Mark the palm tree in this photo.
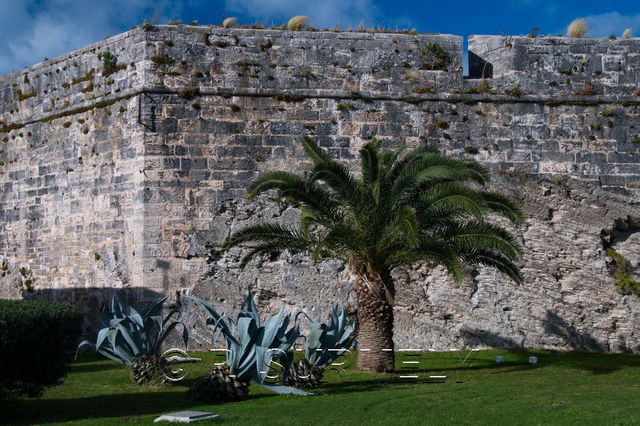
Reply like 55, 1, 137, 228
226, 137, 523, 373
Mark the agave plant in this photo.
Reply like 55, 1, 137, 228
78, 295, 188, 385
189, 288, 309, 402
285, 305, 356, 389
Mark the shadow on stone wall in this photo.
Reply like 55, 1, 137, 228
23, 287, 165, 336
543, 310, 605, 351
459, 328, 524, 349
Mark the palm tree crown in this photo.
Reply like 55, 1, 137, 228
227, 137, 523, 284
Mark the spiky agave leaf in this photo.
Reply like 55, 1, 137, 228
305, 305, 356, 367
189, 291, 308, 395
78, 295, 188, 384
284, 305, 356, 389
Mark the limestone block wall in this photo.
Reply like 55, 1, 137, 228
469, 35, 640, 96
0, 30, 151, 327
0, 26, 639, 350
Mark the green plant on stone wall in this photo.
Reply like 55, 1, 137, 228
80, 83, 95, 93
464, 146, 479, 155
337, 102, 355, 111
214, 40, 230, 48
418, 43, 451, 71
606, 249, 640, 296
98, 51, 126, 77
505, 85, 523, 97
151, 53, 175, 66
0, 259, 9, 277
71, 70, 95, 85
16, 89, 36, 101
412, 86, 434, 94
435, 119, 448, 129
600, 106, 616, 117
178, 88, 199, 100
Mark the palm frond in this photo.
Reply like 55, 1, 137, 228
359, 140, 380, 186
390, 155, 489, 208
418, 183, 490, 219
246, 171, 341, 222
310, 161, 360, 205
389, 240, 463, 281
460, 248, 523, 283
387, 144, 440, 183
459, 159, 490, 184
227, 137, 524, 285
441, 221, 523, 259
480, 191, 524, 224
317, 222, 364, 260
226, 223, 311, 248
239, 241, 307, 268
300, 136, 332, 165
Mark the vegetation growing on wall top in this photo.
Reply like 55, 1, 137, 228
418, 43, 451, 71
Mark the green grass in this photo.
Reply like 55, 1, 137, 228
3, 350, 640, 425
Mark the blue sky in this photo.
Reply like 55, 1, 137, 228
0, 0, 638, 75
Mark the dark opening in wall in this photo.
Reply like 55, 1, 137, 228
468, 50, 493, 79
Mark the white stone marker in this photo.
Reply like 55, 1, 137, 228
154, 411, 220, 423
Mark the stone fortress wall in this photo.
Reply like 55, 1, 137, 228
0, 25, 639, 351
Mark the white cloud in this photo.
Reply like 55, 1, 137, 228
582, 12, 640, 37
561, 12, 640, 37
224, 0, 380, 29
0, 0, 182, 75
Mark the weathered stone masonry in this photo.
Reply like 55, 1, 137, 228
0, 26, 639, 351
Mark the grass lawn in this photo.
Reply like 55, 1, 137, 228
2, 350, 640, 425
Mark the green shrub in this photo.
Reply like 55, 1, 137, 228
337, 102, 355, 111
464, 146, 479, 155
418, 43, 451, 70
151, 53, 175, 66
606, 249, 640, 296
98, 51, 126, 77
0, 299, 81, 399
505, 85, 522, 97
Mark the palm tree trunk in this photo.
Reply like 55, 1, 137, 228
353, 267, 395, 373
